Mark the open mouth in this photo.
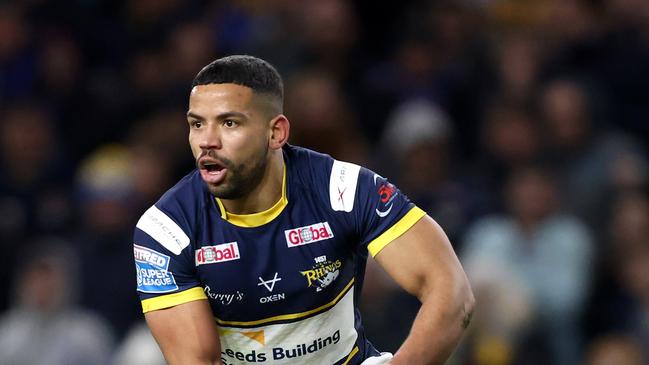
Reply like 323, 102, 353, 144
202, 161, 224, 173
199, 159, 228, 184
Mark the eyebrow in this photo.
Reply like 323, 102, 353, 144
186, 111, 247, 121
186, 112, 204, 120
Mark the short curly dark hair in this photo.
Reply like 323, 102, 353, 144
192, 55, 284, 104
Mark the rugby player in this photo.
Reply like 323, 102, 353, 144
133, 55, 474, 365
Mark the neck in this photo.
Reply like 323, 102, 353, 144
219, 150, 284, 214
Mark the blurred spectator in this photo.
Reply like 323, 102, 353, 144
0, 4, 36, 101
0, 101, 72, 238
294, 0, 360, 81
379, 98, 488, 245
462, 164, 594, 365
285, 68, 369, 165
539, 77, 648, 227
125, 108, 193, 180
73, 144, 142, 339
0, 101, 73, 310
210, 0, 301, 72
582, 334, 645, 365
600, 189, 649, 361
360, 32, 455, 141
492, 31, 545, 103
35, 31, 85, 101
0, 238, 114, 365
111, 322, 165, 365
165, 20, 218, 95
476, 98, 542, 194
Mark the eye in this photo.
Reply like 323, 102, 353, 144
223, 119, 237, 128
189, 120, 202, 128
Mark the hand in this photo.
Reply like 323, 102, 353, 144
360, 353, 393, 365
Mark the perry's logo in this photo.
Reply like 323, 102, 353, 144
300, 255, 342, 292
284, 222, 334, 247
374, 174, 397, 217
195, 242, 240, 266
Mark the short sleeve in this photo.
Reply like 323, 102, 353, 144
328, 160, 425, 257
133, 205, 206, 313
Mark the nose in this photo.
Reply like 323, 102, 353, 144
198, 123, 222, 150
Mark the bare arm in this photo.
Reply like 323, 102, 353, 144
145, 299, 222, 365
374, 215, 475, 365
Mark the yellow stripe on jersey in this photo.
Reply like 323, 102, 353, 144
341, 346, 360, 365
216, 278, 355, 327
141, 287, 207, 313
367, 206, 426, 257
215, 164, 288, 227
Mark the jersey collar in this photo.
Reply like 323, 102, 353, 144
215, 164, 288, 227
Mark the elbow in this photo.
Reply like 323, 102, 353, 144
460, 275, 475, 331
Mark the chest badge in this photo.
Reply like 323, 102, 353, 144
300, 255, 342, 292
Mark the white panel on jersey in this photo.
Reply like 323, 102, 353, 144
136, 205, 190, 255
218, 287, 358, 364
329, 160, 361, 212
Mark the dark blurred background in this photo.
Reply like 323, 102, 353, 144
0, 0, 648, 364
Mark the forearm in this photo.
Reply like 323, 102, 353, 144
164, 353, 223, 365
146, 300, 223, 365
390, 278, 474, 365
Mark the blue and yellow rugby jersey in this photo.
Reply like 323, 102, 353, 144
133, 144, 426, 365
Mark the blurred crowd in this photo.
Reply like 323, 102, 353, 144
0, 0, 648, 364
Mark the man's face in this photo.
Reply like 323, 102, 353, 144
187, 83, 271, 199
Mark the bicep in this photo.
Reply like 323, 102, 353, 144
373, 215, 468, 300
145, 299, 221, 365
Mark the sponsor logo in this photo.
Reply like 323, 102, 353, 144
221, 349, 267, 364
257, 272, 286, 303
329, 160, 360, 212
284, 222, 334, 247
204, 286, 244, 305
136, 206, 189, 255
374, 174, 397, 218
300, 255, 342, 292
272, 330, 340, 360
195, 242, 240, 266
258, 273, 282, 292
219, 329, 265, 345
134, 245, 178, 293
220, 329, 340, 364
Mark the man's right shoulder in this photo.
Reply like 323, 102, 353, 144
134, 170, 204, 255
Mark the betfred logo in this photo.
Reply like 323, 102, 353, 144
134, 245, 168, 267
195, 242, 240, 266
285, 222, 334, 247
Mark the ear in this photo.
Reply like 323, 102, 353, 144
269, 115, 290, 150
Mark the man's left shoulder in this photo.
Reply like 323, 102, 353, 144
285, 145, 363, 212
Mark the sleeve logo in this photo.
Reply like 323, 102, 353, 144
329, 160, 361, 212
374, 174, 397, 218
134, 245, 178, 293
136, 205, 190, 255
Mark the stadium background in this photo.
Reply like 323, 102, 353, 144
0, 0, 648, 364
